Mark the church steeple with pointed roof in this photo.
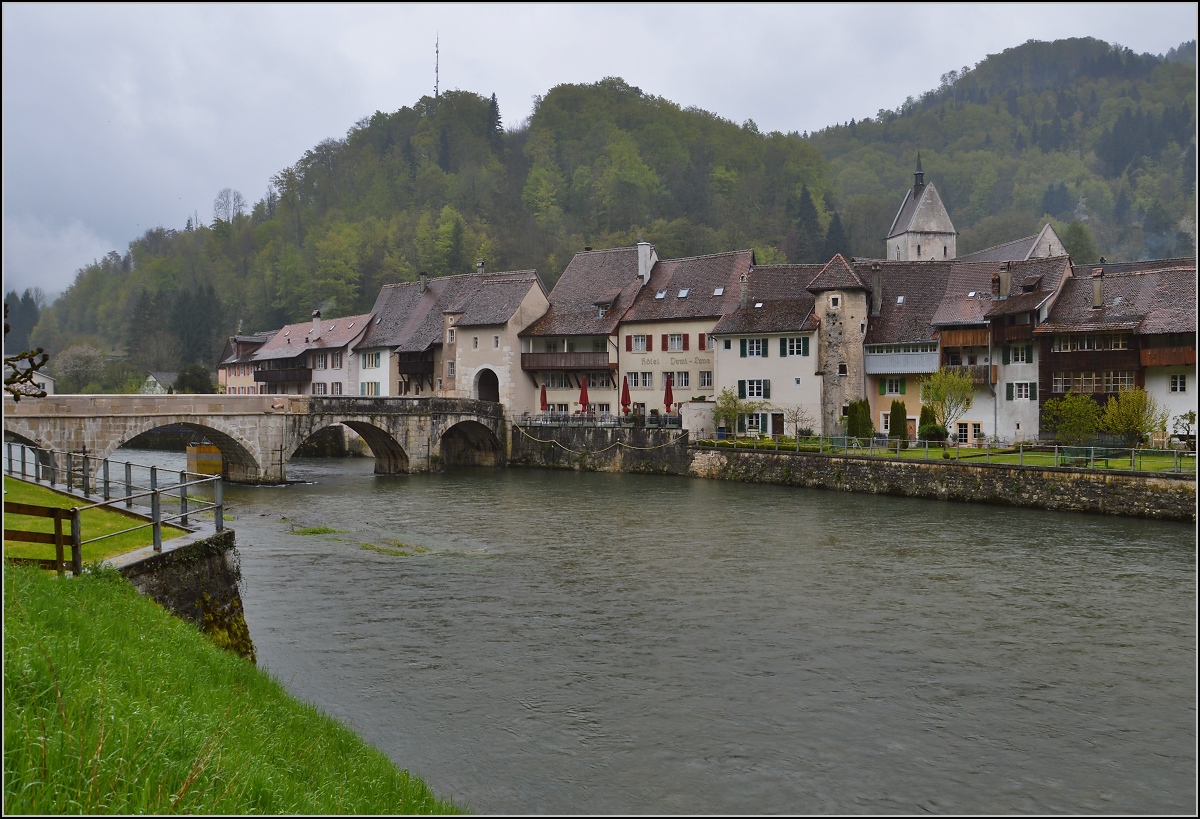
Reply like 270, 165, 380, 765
886, 153, 956, 261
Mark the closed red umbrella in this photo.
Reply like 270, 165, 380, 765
663, 373, 674, 412
539, 383, 548, 412
578, 375, 589, 410
620, 375, 631, 411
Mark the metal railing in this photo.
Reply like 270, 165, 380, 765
3, 443, 225, 564
514, 411, 683, 428
690, 435, 1196, 475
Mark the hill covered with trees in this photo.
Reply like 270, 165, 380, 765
21, 37, 1196, 384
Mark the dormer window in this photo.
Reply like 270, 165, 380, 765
754, 302, 764, 308
713, 286, 725, 296
596, 306, 607, 318
678, 288, 689, 298
655, 290, 667, 300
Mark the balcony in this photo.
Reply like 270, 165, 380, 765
396, 359, 435, 375
864, 351, 939, 375
944, 364, 992, 385
254, 367, 312, 384
938, 327, 990, 347
1141, 346, 1196, 367
995, 324, 1035, 343
521, 352, 614, 371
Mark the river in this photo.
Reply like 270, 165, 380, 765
117, 447, 1196, 814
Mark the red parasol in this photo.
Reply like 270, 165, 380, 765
620, 375, 631, 411
663, 373, 674, 412
539, 383, 548, 411
578, 375, 589, 410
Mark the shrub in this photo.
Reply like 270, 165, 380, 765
919, 422, 948, 442
846, 399, 874, 440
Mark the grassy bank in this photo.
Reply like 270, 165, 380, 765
3, 565, 462, 814
3, 477, 188, 562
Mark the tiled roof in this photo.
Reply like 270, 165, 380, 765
856, 260, 952, 344
360, 270, 542, 352
1071, 257, 1197, 277
219, 331, 277, 365
930, 262, 998, 326
982, 256, 1072, 317
958, 235, 1039, 263
807, 254, 867, 292
619, 250, 753, 324
252, 313, 373, 361
1035, 265, 1197, 335
521, 247, 645, 337
710, 266, 818, 335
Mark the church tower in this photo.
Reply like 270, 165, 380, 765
885, 154, 957, 261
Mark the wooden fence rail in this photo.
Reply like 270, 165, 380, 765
4, 501, 81, 575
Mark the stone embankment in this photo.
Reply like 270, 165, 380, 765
508, 426, 1195, 521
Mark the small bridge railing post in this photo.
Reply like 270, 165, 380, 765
34, 447, 42, 483
21, 444, 27, 479
124, 462, 133, 508
82, 454, 90, 496
48, 450, 56, 488
214, 477, 224, 532
151, 490, 162, 552
179, 470, 188, 527
65, 452, 74, 491
103, 459, 111, 502
5, 441, 11, 476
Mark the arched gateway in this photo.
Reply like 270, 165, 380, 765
3, 394, 506, 483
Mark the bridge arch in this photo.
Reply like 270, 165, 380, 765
112, 419, 264, 483
440, 419, 503, 467
291, 420, 409, 474
474, 367, 500, 404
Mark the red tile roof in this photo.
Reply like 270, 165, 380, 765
520, 247, 644, 337
619, 250, 754, 324
711, 266, 818, 335
252, 313, 373, 362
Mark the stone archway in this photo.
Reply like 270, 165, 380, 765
336, 421, 410, 473
118, 421, 264, 483
440, 420, 502, 467
476, 368, 500, 404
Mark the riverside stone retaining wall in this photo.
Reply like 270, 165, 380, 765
508, 426, 1195, 521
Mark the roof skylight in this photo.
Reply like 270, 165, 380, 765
897, 296, 905, 305
655, 290, 667, 299
714, 286, 725, 296
678, 288, 690, 298
754, 302, 764, 308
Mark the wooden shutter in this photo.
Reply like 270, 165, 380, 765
698, 334, 706, 351
1002, 346, 1010, 365
737, 414, 746, 433
661, 334, 669, 351
740, 339, 747, 358
738, 380, 746, 399
626, 335, 633, 352
879, 379, 887, 396
802, 336, 810, 356
646, 335, 653, 351
1006, 382, 1014, 400
1029, 382, 1037, 400
763, 379, 771, 399
761, 338, 769, 357
1025, 344, 1033, 363
683, 334, 689, 350
899, 378, 906, 395
780, 338, 788, 357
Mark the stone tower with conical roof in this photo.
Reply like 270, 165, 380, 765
885, 154, 957, 261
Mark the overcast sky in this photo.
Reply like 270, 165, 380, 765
3, 3, 1196, 300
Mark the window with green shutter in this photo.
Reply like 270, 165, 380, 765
879, 380, 887, 396
763, 379, 771, 399
740, 339, 747, 358
802, 336, 809, 356
899, 378, 906, 394
1029, 382, 1037, 400
761, 338, 768, 357
738, 380, 746, 399
780, 338, 788, 357
1002, 346, 1010, 365
737, 414, 746, 433
1025, 344, 1033, 363
1006, 383, 1014, 400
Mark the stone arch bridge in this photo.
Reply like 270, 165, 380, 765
3, 395, 507, 483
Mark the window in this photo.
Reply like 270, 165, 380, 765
882, 413, 891, 433
473, 336, 479, 349
838, 363, 847, 376
668, 334, 683, 351
595, 403, 611, 414
830, 295, 841, 309
746, 380, 764, 398
744, 338, 764, 357
312, 382, 327, 395
972, 423, 982, 441
958, 423, 970, 444
360, 382, 380, 396
437, 378, 443, 391
1014, 382, 1030, 399
723, 338, 732, 350
1111, 335, 1130, 350
448, 329, 455, 344
699, 371, 713, 388
330, 382, 341, 395
640, 372, 654, 388
946, 351, 962, 366
1171, 374, 1187, 393
555, 403, 569, 413
783, 337, 810, 357
886, 378, 903, 395
675, 371, 690, 388
361, 351, 381, 369
314, 353, 327, 370
447, 361, 456, 378
633, 334, 647, 352
494, 336, 500, 348
545, 372, 569, 389
713, 287, 724, 296
1010, 345, 1028, 364
331, 352, 343, 369
1105, 371, 1135, 392
655, 290, 667, 300
678, 289, 689, 298
596, 306, 607, 318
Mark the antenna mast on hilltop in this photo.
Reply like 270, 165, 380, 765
435, 35, 439, 99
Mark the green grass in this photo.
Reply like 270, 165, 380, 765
361, 541, 429, 557
3, 564, 463, 814
292, 526, 343, 536
3, 477, 189, 562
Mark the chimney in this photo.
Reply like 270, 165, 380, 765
637, 241, 656, 287
991, 272, 1001, 298
310, 310, 322, 340
999, 262, 1011, 298
476, 259, 485, 276
1092, 268, 1104, 309
739, 271, 750, 310
419, 271, 428, 294
871, 262, 882, 316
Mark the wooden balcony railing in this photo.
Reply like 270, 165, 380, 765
944, 364, 992, 385
254, 367, 312, 383
1140, 346, 1196, 367
521, 352, 614, 371
995, 324, 1035, 343
396, 359, 435, 375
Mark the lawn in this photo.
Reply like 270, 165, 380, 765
3, 477, 189, 562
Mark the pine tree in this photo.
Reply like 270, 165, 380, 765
822, 212, 851, 260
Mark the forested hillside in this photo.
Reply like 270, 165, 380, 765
19, 37, 1196, 386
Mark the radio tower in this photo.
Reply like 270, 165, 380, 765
435, 35, 439, 99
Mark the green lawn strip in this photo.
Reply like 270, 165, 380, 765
3, 477, 188, 562
292, 526, 344, 535
3, 565, 464, 815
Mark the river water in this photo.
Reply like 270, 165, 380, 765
118, 447, 1196, 814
